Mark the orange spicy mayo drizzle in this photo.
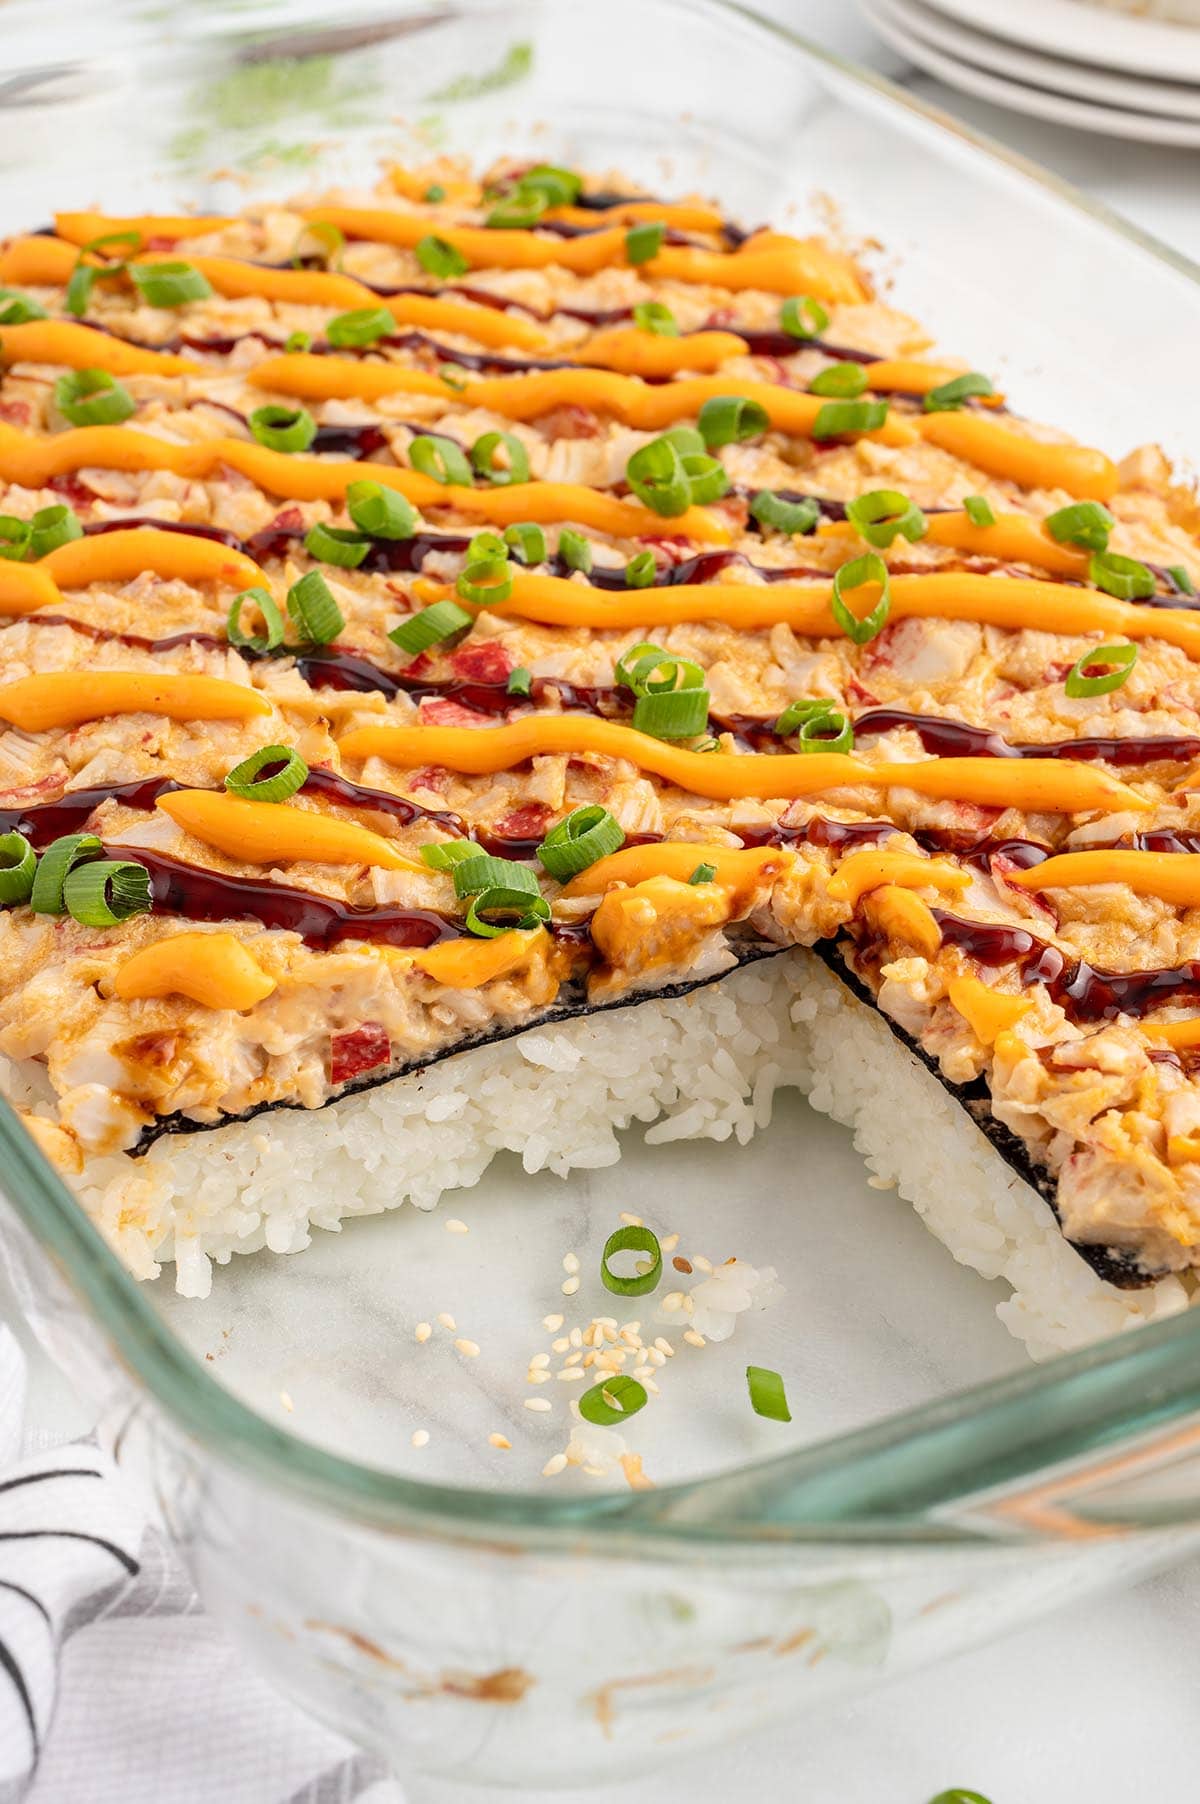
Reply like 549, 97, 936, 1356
0, 424, 729, 543
0, 529, 267, 616
336, 717, 1144, 814
468, 568, 1200, 659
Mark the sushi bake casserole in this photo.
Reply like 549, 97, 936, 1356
0, 158, 1196, 1355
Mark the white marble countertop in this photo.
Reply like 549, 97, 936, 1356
18, 7, 1200, 1801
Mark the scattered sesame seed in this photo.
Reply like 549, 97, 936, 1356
556, 1367, 587, 1382
564, 1350, 583, 1367
552, 1336, 570, 1354
648, 1347, 667, 1367
673, 1256, 694, 1274
562, 1251, 580, 1275
632, 1364, 655, 1380
524, 1396, 553, 1412
582, 1350, 598, 1368
583, 1464, 607, 1478
569, 1327, 584, 1349
683, 1329, 707, 1348
867, 1173, 897, 1190
691, 1255, 714, 1275
561, 1275, 580, 1297
643, 1377, 661, 1395
543, 1314, 564, 1332
488, 1433, 512, 1450
530, 1352, 550, 1369
654, 1337, 675, 1357
411, 1429, 430, 1448
660, 1232, 680, 1252
280, 1390, 294, 1412
527, 1370, 551, 1384
542, 1453, 568, 1477
445, 1217, 469, 1235
620, 1321, 641, 1337
596, 1316, 618, 1329
661, 1292, 683, 1313
683, 1295, 695, 1313
619, 1212, 643, 1226
455, 1338, 480, 1359
436, 1312, 457, 1331
414, 1321, 433, 1344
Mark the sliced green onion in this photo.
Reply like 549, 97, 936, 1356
809, 361, 868, 399
578, 1374, 649, 1426
1168, 563, 1197, 596
327, 306, 394, 348
129, 261, 213, 307
746, 1364, 791, 1422
1045, 500, 1114, 552
681, 452, 730, 506
506, 666, 532, 697
424, 183, 446, 203
845, 488, 927, 549
625, 438, 691, 517
248, 404, 316, 454
304, 521, 369, 568
0, 832, 36, 905
780, 295, 830, 340
600, 1223, 663, 1296
923, 371, 995, 413
661, 425, 706, 458
0, 289, 48, 325
750, 490, 819, 536
467, 530, 507, 561
390, 598, 475, 656
698, 395, 768, 449
30, 833, 102, 915
614, 641, 669, 690
65, 230, 141, 318
62, 859, 150, 927
27, 504, 83, 559
485, 188, 548, 229
286, 570, 344, 645
470, 429, 531, 487
0, 517, 30, 561
420, 840, 476, 871
632, 687, 710, 739
1064, 643, 1137, 698
625, 222, 665, 266
416, 234, 469, 278
963, 494, 996, 528
632, 300, 678, 337
558, 527, 592, 573
625, 551, 657, 588
410, 434, 473, 486
228, 586, 285, 653
521, 165, 583, 206
812, 398, 889, 440
456, 554, 514, 608
284, 330, 312, 354
504, 521, 545, 565
290, 220, 345, 271
688, 862, 717, 885
346, 479, 417, 540
831, 552, 891, 645
464, 887, 551, 938
775, 698, 835, 737
797, 707, 853, 755
224, 744, 308, 802
54, 369, 135, 428
537, 805, 625, 880
453, 852, 538, 899
1089, 550, 1155, 601
927, 1792, 993, 1804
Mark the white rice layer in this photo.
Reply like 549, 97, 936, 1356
61, 950, 1191, 1356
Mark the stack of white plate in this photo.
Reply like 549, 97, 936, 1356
859, 0, 1200, 146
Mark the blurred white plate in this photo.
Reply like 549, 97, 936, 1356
864, 0, 1200, 143
926, 0, 1200, 82
874, 0, 1200, 119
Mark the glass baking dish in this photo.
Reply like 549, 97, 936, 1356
4, 0, 1200, 1791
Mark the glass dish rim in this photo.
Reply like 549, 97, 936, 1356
7, 0, 1200, 1549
